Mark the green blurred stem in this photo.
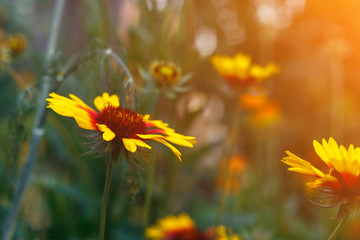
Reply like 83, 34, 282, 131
215, 106, 241, 226
99, 154, 116, 240
143, 153, 156, 228
327, 211, 350, 240
96, 0, 110, 41
2, 63, 27, 89
143, 93, 165, 229
0, 1, 66, 240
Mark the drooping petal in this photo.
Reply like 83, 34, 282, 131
123, 138, 137, 153
131, 139, 152, 150
282, 151, 324, 177
306, 174, 339, 189
96, 124, 116, 141
153, 138, 182, 161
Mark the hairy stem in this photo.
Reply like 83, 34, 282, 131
98, 155, 115, 240
1, 1, 66, 240
327, 211, 350, 240
143, 154, 156, 228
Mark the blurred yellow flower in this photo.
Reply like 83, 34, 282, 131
145, 213, 212, 240
6, 34, 27, 58
210, 53, 279, 88
215, 226, 242, 240
151, 61, 181, 85
282, 138, 360, 211
47, 92, 196, 162
146, 60, 192, 98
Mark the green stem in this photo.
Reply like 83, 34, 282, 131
1, 1, 66, 240
327, 211, 350, 240
96, 0, 110, 42
2, 63, 27, 89
143, 154, 156, 228
215, 106, 241, 226
99, 156, 115, 240
143, 93, 165, 229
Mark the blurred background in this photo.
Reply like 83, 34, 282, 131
1, 0, 360, 239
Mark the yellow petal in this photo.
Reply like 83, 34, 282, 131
137, 134, 162, 139
282, 151, 324, 177
313, 139, 331, 166
94, 92, 120, 111
163, 135, 194, 148
123, 138, 137, 153
132, 139, 151, 149
96, 124, 115, 141
153, 138, 182, 161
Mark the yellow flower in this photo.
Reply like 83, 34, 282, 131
282, 138, 360, 210
150, 61, 181, 85
210, 53, 279, 88
46, 92, 196, 162
215, 226, 242, 240
5, 34, 27, 58
145, 213, 212, 240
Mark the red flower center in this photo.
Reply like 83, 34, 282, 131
165, 228, 212, 240
96, 105, 147, 141
225, 75, 256, 87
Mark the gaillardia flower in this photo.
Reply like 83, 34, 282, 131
46, 92, 196, 163
150, 61, 181, 85
5, 34, 27, 58
282, 138, 360, 215
215, 226, 242, 240
145, 213, 212, 240
145, 213, 241, 240
210, 53, 279, 88
143, 60, 191, 99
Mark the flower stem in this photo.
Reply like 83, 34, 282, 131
2, 63, 27, 89
143, 154, 156, 228
327, 211, 350, 240
1, 1, 66, 240
99, 156, 115, 240
215, 106, 241, 226
96, 0, 110, 42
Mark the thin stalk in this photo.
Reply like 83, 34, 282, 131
96, 0, 110, 42
327, 211, 350, 240
103, 49, 136, 109
215, 106, 241, 225
2, 63, 27, 89
98, 156, 115, 240
1, 1, 66, 240
143, 153, 156, 228
143, 93, 165, 229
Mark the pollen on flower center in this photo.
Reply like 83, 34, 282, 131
150, 61, 181, 84
96, 105, 147, 140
